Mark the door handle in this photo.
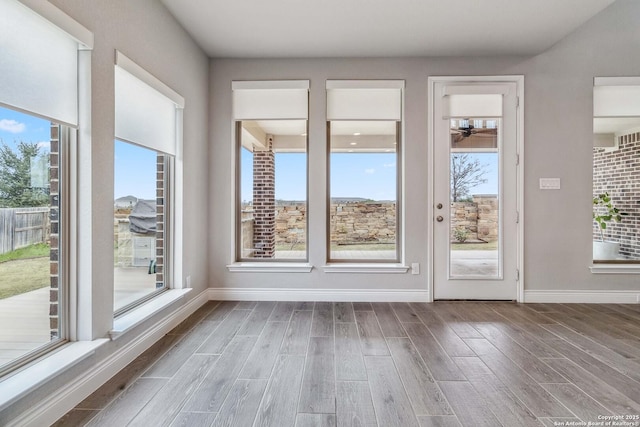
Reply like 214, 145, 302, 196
436, 215, 444, 222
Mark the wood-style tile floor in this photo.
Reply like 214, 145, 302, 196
54, 301, 640, 427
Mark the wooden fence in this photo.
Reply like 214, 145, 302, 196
0, 207, 50, 255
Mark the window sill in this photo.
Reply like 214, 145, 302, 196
110, 288, 192, 340
323, 263, 409, 274
590, 264, 640, 274
226, 262, 313, 273
0, 339, 109, 411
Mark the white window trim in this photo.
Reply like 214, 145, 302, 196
18, 0, 93, 49
589, 264, 640, 274
111, 55, 185, 334
115, 51, 184, 107
232, 80, 310, 264
110, 288, 192, 339
323, 263, 409, 274
0, 339, 108, 412
226, 262, 313, 273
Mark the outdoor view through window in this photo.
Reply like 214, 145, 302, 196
114, 140, 166, 313
239, 120, 307, 260
329, 120, 399, 261
449, 118, 500, 277
0, 106, 61, 373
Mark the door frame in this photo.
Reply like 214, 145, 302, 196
427, 76, 524, 302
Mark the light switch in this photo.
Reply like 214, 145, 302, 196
539, 178, 561, 190
411, 263, 420, 275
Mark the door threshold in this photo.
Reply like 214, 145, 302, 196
433, 299, 516, 303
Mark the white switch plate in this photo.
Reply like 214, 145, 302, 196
411, 263, 420, 275
539, 178, 561, 190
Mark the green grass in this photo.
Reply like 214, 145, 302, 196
0, 244, 50, 299
0, 243, 50, 263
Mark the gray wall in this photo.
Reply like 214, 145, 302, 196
4, 0, 640, 423
49, 0, 211, 334
209, 0, 640, 293
1, 0, 209, 422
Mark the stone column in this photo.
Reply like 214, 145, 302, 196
252, 137, 275, 257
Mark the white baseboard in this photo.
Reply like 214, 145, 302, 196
524, 290, 640, 304
12, 289, 209, 427
208, 287, 430, 302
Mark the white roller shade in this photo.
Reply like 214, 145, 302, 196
0, 0, 87, 126
326, 80, 403, 120
232, 81, 309, 120
115, 53, 183, 156
594, 85, 640, 117
442, 85, 509, 118
445, 94, 503, 118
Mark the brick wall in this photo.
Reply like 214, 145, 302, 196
593, 132, 640, 259
252, 139, 275, 257
49, 124, 59, 339
156, 154, 164, 287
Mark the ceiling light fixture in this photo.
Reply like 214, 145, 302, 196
353, 132, 361, 136
350, 142, 357, 146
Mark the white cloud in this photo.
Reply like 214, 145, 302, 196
383, 162, 396, 168
364, 168, 375, 175
0, 119, 26, 134
37, 141, 51, 150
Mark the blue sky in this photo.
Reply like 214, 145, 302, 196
241, 150, 400, 202
114, 140, 157, 200
0, 107, 51, 152
2, 106, 498, 203
0, 106, 157, 200
463, 153, 499, 195
241, 148, 498, 202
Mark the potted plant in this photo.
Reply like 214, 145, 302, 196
593, 192, 627, 260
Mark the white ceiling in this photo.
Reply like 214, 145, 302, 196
161, 0, 616, 58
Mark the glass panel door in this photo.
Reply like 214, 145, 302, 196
449, 118, 501, 279
432, 81, 518, 301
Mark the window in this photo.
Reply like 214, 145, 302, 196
233, 81, 309, 261
0, 0, 91, 375
592, 78, 640, 263
114, 52, 183, 314
326, 81, 404, 262
0, 107, 66, 375
114, 141, 169, 312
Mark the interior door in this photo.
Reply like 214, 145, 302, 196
432, 81, 519, 300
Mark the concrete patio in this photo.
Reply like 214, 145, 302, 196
0, 267, 158, 368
